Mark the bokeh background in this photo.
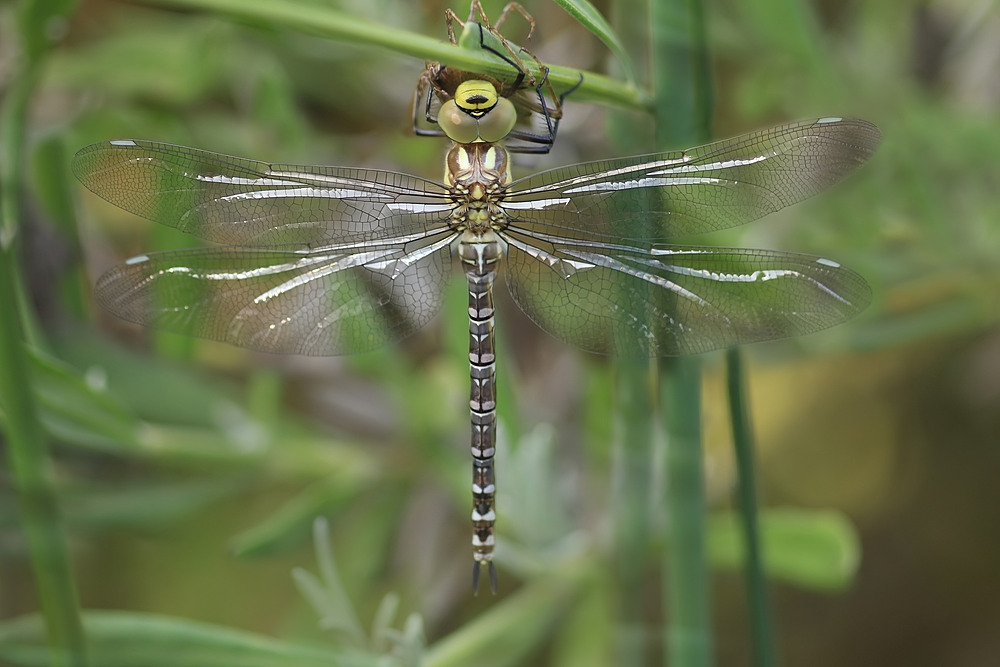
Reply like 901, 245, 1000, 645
1, 0, 999, 665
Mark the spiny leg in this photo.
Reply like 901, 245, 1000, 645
475, 22, 528, 93
468, 23, 584, 152
453, 1, 538, 90
412, 68, 447, 137
444, 6, 464, 45
506, 69, 584, 153
493, 1, 535, 40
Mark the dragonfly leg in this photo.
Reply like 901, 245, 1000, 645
475, 22, 527, 93
493, 2, 535, 40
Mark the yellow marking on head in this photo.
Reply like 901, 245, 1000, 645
455, 80, 499, 114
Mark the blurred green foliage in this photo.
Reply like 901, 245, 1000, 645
1, 0, 999, 666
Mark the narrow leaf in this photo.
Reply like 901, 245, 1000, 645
552, 0, 637, 83
0, 611, 377, 667
709, 509, 861, 592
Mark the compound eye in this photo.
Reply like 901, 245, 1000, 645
438, 100, 480, 144
476, 97, 517, 143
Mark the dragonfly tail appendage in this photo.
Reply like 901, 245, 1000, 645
472, 558, 499, 596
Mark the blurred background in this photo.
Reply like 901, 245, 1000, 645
1, 0, 999, 665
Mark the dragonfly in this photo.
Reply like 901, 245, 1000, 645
73, 74, 880, 592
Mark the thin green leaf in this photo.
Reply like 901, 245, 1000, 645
397, 613, 426, 667
552, 0, 637, 83
291, 518, 366, 645
423, 577, 580, 667
52, 332, 242, 428
48, 17, 233, 105
17, 0, 77, 61
26, 348, 140, 452
55, 477, 249, 530
0, 612, 376, 667
231, 479, 367, 557
708, 509, 861, 592
369, 593, 400, 653
2, 2, 86, 662
369, 593, 426, 665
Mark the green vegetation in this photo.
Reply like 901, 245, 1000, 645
2, 0, 998, 666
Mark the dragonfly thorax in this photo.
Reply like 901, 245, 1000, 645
446, 142, 511, 234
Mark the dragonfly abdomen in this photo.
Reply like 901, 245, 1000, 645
463, 239, 500, 594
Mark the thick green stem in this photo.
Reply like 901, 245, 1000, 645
650, 0, 714, 665
607, 0, 659, 663
0, 1, 86, 664
149, 0, 647, 110
662, 356, 709, 666
611, 359, 655, 667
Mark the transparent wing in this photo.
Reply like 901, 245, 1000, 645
503, 117, 881, 241
95, 233, 456, 355
72, 140, 454, 247
502, 232, 871, 356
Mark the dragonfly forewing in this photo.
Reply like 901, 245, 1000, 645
72, 140, 454, 247
503, 117, 881, 241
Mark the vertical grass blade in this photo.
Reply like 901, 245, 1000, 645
661, 356, 709, 665
726, 348, 778, 667
610, 358, 655, 667
0, 1, 85, 665
649, 0, 713, 665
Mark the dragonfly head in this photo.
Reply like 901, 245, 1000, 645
439, 79, 516, 144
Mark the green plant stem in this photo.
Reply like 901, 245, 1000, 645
611, 359, 654, 667
606, 0, 657, 661
0, 2, 85, 665
650, 0, 713, 665
661, 356, 709, 665
726, 348, 778, 667
149, 0, 649, 110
